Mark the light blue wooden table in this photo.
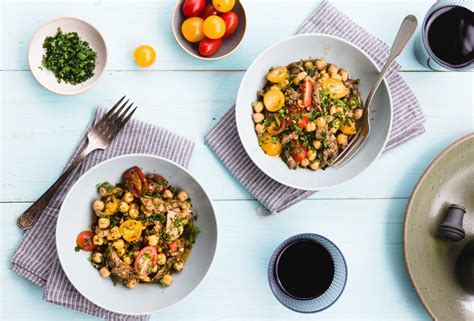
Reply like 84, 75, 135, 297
1, 0, 473, 320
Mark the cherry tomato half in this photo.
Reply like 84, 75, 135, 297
292, 143, 307, 162
76, 231, 96, 251
212, 0, 235, 13
200, 3, 218, 19
181, 17, 205, 43
302, 79, 313, 107
133, 45, 156, 68
220, 11, 239, 38
123, 166, 148, 197
287, 106, 309, 129
134, 246, 158, 275
119, 219, 143, 242
182, 0, 206, 17
146, 174, 168, 194
203, 15, 226, 39
198, 37, 222, 56
267, 115, 286, 135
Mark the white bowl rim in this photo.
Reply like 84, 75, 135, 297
235, 33, 393, 191
28, 16, 108, 96
55, 153, 218, 315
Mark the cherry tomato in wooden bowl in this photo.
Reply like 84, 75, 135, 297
182, 0, 206, 17
220, 11, 239, 38
200, 3, 218, 19
181, 17, 205, 43
203, 15, 226, 39
199, 37, 222, 57
212, 0, 235, 13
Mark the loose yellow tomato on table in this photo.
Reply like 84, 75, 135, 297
212, 0, 235, 13
133, 45, 156, 68
263, 88, 285, 112
259, 133, 282, 156
181, 17, 205, 43
119, 219, 143, 242
203, 15, 226, 39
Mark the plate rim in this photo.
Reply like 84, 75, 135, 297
28, 16, 108, 96
235, 33, 393, 191
403, 132, 474, 320
55, 153, 218, 315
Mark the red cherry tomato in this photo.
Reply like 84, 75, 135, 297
292, 144, 307, 162
302, 79, 313, 107
200, 3, 218, 19
134, 246, 158, 275
76, 231, 96, 251
288, 106, 309, 129
123, 166, 148, 197
198, 37, 222, 56
220, 11, 239, 38
267, 115, 286, 135
182, 0, 206, 17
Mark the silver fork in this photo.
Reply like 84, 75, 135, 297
331, 15, 418, 169
17, 96, 137, 231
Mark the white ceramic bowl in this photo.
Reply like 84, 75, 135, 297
56, 154, 217, 315
235, 34, 392, 191
28, 17, 107, 95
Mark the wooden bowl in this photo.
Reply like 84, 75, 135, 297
171, 0, 247, 60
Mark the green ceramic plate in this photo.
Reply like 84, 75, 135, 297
404, 133, 474, 321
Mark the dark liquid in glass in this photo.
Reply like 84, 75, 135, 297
426, 6, 474, 68
276, 240, 334, 300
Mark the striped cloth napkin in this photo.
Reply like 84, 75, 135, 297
205, 0, 425, 213
11, 107, 195, 321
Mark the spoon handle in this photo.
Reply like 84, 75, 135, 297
365, 15, 418, 109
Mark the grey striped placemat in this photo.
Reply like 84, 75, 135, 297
204, 0, 425, 213
11, 107, 195, 321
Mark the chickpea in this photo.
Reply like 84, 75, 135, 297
335, 106, 344, 114
280, 79, 290, 88
129, 208, 139, 219
253, 101, 264, 113
348, 97, 358, 108
117, 248, 126, 256
163, 190, 173, 199
310, 160, 321, 171
255, 123, 265, 134
315, 59, 326, 70
93, 235, 104, 246
97, 229, 108, 238
330, 73, 342, 80
354, 108, 363, 120
304, 61, 314, 70
92, 252, 103, 264
300, 158, 310, 167
337, 133, 349, 146
122, 192, 134, 204
112, 186, 123, 197
99, 267, 111, 278
118, 202, 129, 213
110, 226, 121, 240
252, 113, 264, 123
315, 117, 326, 128
174, 261, 184, 272
93, 200, 105, 212
293, 71, 307, 85
113, 239, 125, 250
126, 279, 138, 289
345, 110, 353, 118
307, 149, 317, 161
329, 105, 336, 115
313, 140, 322, 150
329, 127, 338, 134
162, 274, 173, 286
123, 256, 132, 265
339, 69, 348, 81
157, 253, 167, 265
98, 217, 110, 229
99, 187, 111, 197
305, 122, 316, 132
327, 64, 338, 74
148, 235, 159, 247
321, 72, 330, 80
177, 191, 188, 202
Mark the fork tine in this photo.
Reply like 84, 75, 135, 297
108, 105, 137, 139
94, 96, 127, 129
97, 99, 130, 132
334, 129, 368, 169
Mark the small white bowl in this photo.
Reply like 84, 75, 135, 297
28, 17, 107, 95
56, 154, 218, 315
235, 34, 393, 191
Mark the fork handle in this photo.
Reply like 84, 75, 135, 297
16, 143, 97, 231
365, 15, 418, 109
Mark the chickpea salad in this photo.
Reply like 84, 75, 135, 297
252, 58, 364, 170
75, 166, 200, 289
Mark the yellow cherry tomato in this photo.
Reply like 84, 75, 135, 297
181, 17, 205, 43
203, 16, 226, 39
266, 66, 289, 83
341, 119, 357, 135
212, 0, 235, 13
321, 77, 350, 99
119, 219, 143, 242
263, 89, 285, 112
133, 45, 156, 68
259, 133, 282, 156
